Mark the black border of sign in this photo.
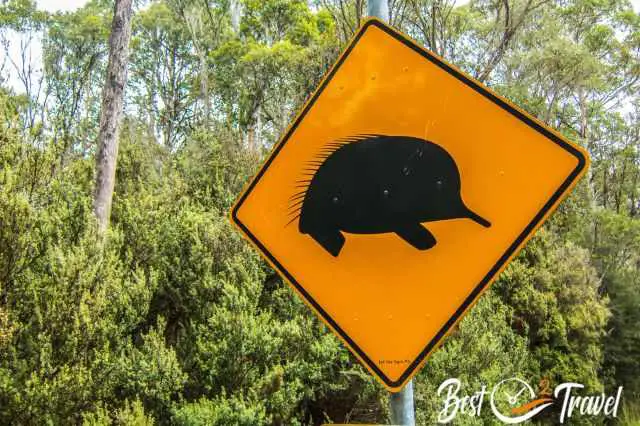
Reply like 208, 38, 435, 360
231, 19, 587, 389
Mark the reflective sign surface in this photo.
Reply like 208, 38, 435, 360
231, 19, 589, 391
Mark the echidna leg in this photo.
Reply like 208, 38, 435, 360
308, 229, 345, 257
395, 223, 437, 250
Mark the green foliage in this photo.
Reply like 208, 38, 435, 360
414, 293, 532, 425
128, 1, 196, 149
172, 395, 267, 425
590, 210, 640, 396
619, 397, 640, 426
0, 0, 47, 31
43, 0, 111, 151
494, 230, 610, 392
83, 399, 156, 426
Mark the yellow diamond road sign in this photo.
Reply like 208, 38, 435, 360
230, 19, 589, 391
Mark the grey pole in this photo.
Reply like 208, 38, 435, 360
389, 380, 416, 425
365, 1, 416, 425
367, 0, 389, 21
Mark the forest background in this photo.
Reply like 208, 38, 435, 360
0, 0, 638, 424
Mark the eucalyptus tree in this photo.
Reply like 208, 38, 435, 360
0, 0, 48, 142
313, 0, 366, 41
94, 0, 134, 232
127, 1, 196, 149
169, 0, 230, 127
213, 0, 339, 151
43, 2, 111, 161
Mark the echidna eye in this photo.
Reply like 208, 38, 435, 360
383, 189, 390, 197
436, 180, 444, 189
332, 196, 339, 204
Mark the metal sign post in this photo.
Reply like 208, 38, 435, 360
367, 3, 415, 426
367, 0, 389, 21
389, 378, 416, 425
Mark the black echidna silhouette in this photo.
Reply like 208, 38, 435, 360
287, 135, 491, 257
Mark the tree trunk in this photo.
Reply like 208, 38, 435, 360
247, 107, 261, 153
231, 0, 242, 33
93, 0, 134, 233
198, 49, 210, 125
